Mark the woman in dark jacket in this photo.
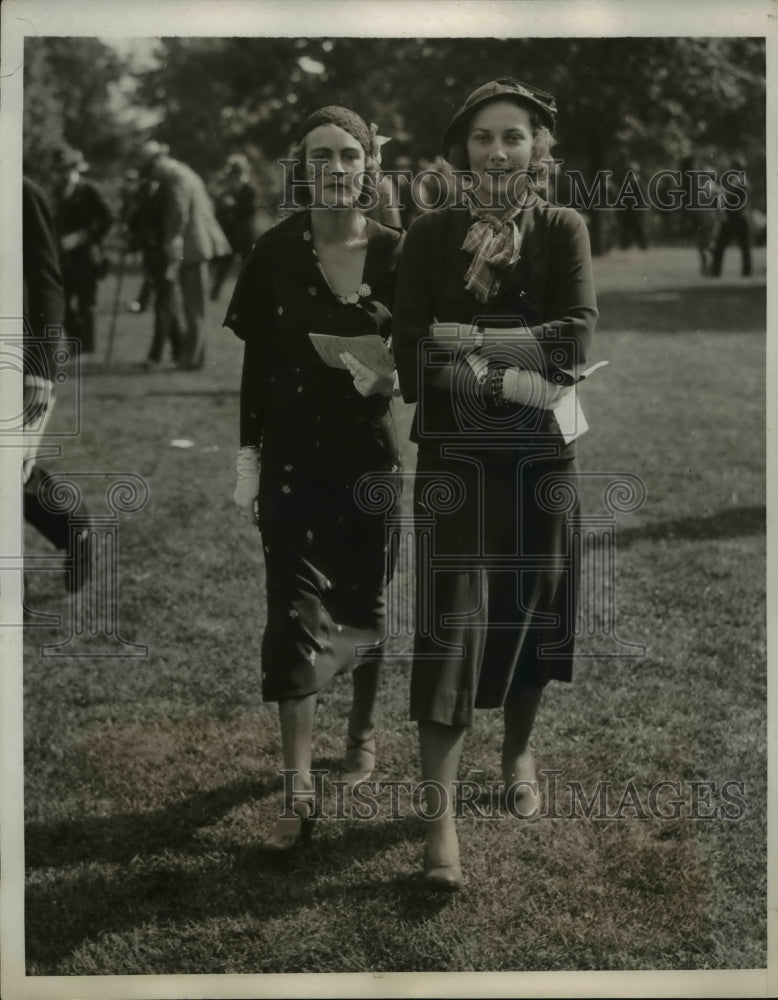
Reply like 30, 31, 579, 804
225, 107, 403, 852
393, 79, 598, 889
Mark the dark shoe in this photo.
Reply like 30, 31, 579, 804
343, 732, 376, 783
422, 821, 463, 891
260, 797, 315, 853
423, 848, 463, 892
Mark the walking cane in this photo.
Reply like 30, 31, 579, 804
104, 247, 128, 367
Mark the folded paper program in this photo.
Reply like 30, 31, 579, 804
309, 333, 395, 375
576, 360, 609, 380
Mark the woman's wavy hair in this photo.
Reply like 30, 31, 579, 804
444, 99, 557, 191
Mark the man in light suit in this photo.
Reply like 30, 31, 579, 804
138, 141, 231, 370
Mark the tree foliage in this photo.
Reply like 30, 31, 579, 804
24, 35, 765, 248
23, 37, 127, 186
135, 36, 764, 183
143, 39, 761, 150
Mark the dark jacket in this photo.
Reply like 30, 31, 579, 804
225, 210, 404, 482
213, 178, 258, 255
23, 176, 65, 374
393, 198, 598, 453
54, 177, 113, 280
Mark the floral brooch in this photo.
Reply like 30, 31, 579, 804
339, 283, 372, 306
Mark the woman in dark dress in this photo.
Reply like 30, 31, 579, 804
225, 107, 403, 851
393, 79, 598, 889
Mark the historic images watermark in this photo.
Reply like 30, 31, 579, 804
353, 317, 647, 660
11, 470, 152, 657
355, 467, 646, 659
26, 471, 151, 657
275, 769, 748, 823
2, 317, 150, 655
0, 323, 82, 445
278, 161, 749, 213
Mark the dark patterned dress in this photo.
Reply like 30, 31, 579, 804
225, 211, 404, 701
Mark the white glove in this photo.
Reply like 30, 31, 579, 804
502, 368, 574, 410
60, 230, 87, 252
464, 351, 489, 385
339, 352, 398, 397
22, 375, 55, 485
234, 446, 260, 524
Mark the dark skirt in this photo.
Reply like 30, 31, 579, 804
257, 461, 397, 702
410, 447, 580, 726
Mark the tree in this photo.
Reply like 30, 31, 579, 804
23, 37, 130, 188
28, 35, 764, 252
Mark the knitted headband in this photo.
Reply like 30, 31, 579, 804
296, 106, 391, 167
297, 106, 372, 155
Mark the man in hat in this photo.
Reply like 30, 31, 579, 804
120, 165, 163, 315
710, 157, 752, 278
51, 146, 113, 355
137, 140, 231, 370
210, 152, 258, 301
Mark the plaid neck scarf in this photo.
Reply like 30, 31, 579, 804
461, 192, 526, 303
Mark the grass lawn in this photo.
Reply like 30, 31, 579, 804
17, 243, 767, 978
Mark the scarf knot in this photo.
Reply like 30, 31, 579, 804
461, 198, 523, 303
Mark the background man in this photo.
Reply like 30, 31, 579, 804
23, 175, 93, 592
138, 140, 230, 370
51, 146, 113, 356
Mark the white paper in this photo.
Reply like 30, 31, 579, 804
578, 359, 610, 379
552, 389, 589, 445
308, 333, 394, 375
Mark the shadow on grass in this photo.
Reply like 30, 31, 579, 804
25, 777, 276, 869
24, 800, 445, 972
616, 504, 765, 548
596, 283, 765, 334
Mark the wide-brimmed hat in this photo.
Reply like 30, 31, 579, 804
52, 145, 88, 173
441, 78, 557, 158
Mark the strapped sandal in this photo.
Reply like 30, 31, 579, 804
260, 796, 315, 853
343, 732, 376, 783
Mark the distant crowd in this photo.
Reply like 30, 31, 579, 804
32, 141, 758, 367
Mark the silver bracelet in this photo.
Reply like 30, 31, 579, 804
489, 366, 512, 407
